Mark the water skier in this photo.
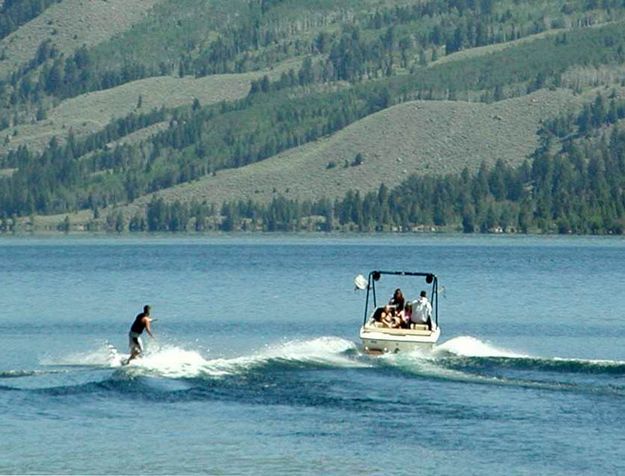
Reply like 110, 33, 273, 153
125, 305, 154, 364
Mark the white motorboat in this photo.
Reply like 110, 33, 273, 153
356, 270, 441, 354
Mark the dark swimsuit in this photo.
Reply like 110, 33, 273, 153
389, 296, 405, 313
130, 313, 147, 334
129, 313, 148, 348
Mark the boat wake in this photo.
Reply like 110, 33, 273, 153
434, 335, 528, 358
371, 336, 625, 397
3, 335, 625, 400
431, 336, 625, 375
37, 336, 366, 379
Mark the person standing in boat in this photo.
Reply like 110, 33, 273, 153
411, 291, 433, 330
387, 288, 405, 315
126, 305, 154, 364
380, 288, 404, 328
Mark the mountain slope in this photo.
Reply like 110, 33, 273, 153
0, 0, 163, 79
132, 88, 582, 208
3, 0, 625, 232
0, 62, 298, 155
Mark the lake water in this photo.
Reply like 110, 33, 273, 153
1, 234, 624, 475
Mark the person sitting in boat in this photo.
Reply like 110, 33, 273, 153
410, 290, 433, 330
370, 289, 406, 328
372, 307, 389, 327
401, 302, 413, 329
372, 306, 401, 328
388, 315, 403, 328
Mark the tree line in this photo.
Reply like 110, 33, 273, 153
3, 86, 625, 234
0, 83, 391, 215
111, 118, 625, 235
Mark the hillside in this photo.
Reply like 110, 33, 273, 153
0, 60, 299, 155
2, 0, 625, 233
0, 0, 163, 79
134, 88, 582, 208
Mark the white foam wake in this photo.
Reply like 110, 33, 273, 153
434, 336, 529, 358
129, 345, 213, 378
45, 337, 364, 378
41, 342, 125, 367
373, 337, 532, 385
194, 336, 366, 378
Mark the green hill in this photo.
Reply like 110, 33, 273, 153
3, 0, 625, 233
0, 0, 162, 79
129, 88, 583, 209
0, 60, 299, 155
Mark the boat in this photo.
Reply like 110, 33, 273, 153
356, 270, 441, 354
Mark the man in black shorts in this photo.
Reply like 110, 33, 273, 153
125, 305, 154, 364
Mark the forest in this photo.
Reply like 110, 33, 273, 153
3, 19, 625, 217
29, 94, 625, 236
132, 121, 625, 235
2, 0, 625, 234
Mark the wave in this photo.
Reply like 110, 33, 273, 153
434, 336, 528, 358
4, 337, 366, 402
36, 336, 364, 380
41, 342, 126, 368
127, 336, 366, 378
2, 335, 622, 402
431, 336, 625, 375
366, 336, 625, 398
29, 335, 625, 381
0, 370, 48, 379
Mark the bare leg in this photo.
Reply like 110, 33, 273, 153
124, 336, 142, 365
123, 349, 139, 365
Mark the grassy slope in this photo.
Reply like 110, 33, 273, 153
432, 29, 567, 68
0, 60, 300, 155
74, 0, 425, 76
129, 88, 582, 209
7, 0, 625, 228
0, 0, 164, 79
87, 0, 247, 71
12, 16, 604, 160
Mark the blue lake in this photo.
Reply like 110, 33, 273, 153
1, 234, 624, 474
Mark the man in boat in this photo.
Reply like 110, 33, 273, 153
125, 305, 154, 364
411, 291, 433, 330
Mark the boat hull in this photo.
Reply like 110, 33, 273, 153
359, 325, 440, 354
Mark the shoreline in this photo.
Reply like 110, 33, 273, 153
1, 230, 623, 244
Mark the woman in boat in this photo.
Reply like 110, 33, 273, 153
373, 307, 389, 327
401, 302, 413, 329
384, 288, 406, 329
374, 288, 404, 328
372, 307, 400, 328
370, 289, 406, 328
387, 288, 405, 316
